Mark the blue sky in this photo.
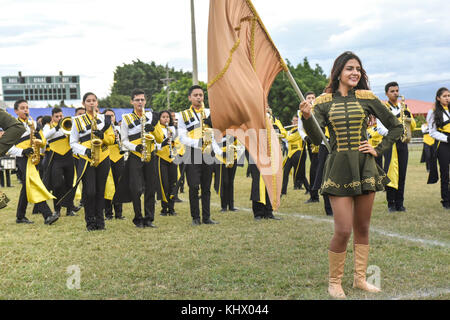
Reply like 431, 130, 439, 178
1, 0, 449, 105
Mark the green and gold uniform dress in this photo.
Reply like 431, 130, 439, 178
302, 89, 403, 196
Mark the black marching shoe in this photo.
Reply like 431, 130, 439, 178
168, 211, 177, 216
72, 205, 82, 213
192, 219, 201, 226
144, 221, 157, 228
305, 198, 319, 204
254, 216, 263, 221
388, 206, 397, 213
396, 206, 406, 212
229, 207, 238, 212
105, 215, 113, 220
203, 219, 219, 225
86, 225, 97, 232
265, 214, 281, 220
66, 210, 77, 217
135, 222, 145, 228
115, 215, 126, 220
220, 208, 227, 212
16, 217, 34, 224
44, 213, 59, 225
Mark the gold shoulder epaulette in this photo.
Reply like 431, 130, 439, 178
314, 93, 332, 105
355, 90, 377, 100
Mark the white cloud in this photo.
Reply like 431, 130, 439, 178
0, 0, 450, 102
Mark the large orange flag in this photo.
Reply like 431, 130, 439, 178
207, 0, 287, 210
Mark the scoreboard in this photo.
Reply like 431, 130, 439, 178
1, 72, 80, 102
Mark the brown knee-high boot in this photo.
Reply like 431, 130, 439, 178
353, 244, 381, 292
328, 250, 347, 299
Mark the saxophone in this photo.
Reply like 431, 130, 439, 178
399, 95, 412, 143
141, 106, 154, 162
27, 114, 42, 165
225, 135, 236, 168
200, 108, 213, 153
90, 109, 102, 167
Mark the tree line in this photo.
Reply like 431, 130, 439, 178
94, 58, 328, 126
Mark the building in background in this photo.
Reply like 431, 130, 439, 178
1, 71, 80, 103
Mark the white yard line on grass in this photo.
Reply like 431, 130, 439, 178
390, 288, 450, 300
211, 203, 450, 248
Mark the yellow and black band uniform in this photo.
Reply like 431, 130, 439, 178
378, 101, 416, 211
213, 135, 239, 211
427, 106, 450, 209
116, 111, 164, 227
7, 118, 58, 224
104, 123, 125, 219
156, 125, 178, 216
176, 105, 220, 224
420, 123, 435, 172
248, 113, 284, 220
43, 121, 76, 215
70, 113, 115, 231
281, 126, 309, 195
299, 108, 321, 202
0, 109, 26, 208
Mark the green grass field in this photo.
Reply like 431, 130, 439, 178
0, 148, 448, 300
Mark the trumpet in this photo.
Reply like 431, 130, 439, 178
58, 116, 72, 135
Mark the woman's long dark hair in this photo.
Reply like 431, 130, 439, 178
159, 110, 174, 127
325, 51, 370, 94
434, 87, 449, 128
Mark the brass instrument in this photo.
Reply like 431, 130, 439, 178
90, 109, 102, 167
27, 114, 42, 165
399, 95, 412, 143
141, 106, 154, 162
58, 116, 73, 135
200, 110, 214, 153
225, 136, 237, 168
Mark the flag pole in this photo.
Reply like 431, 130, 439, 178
284, 69, 332, 153
190, 0, 199, 85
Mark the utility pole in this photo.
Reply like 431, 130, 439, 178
190, 0, 198, 85
160, 64, 175, 109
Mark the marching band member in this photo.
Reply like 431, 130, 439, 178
7, 100, 59, 225
156, 110, 178, 216
0, 107, 26, 208
427, 87, 450, 209
43, 107, 77, 217
248, 105, 282, 221
377, 82, 416, 212
214, 134, 239, 212
103, 109, 125, 220
281, 115, 309, 196
176, 85, 221, 226
420, 122, 434, 172
300, 51, 402, 299
302, 92, 321, 204
171, 110, 185, 202
117, 89, 164, 228
70, 92, 115, 231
